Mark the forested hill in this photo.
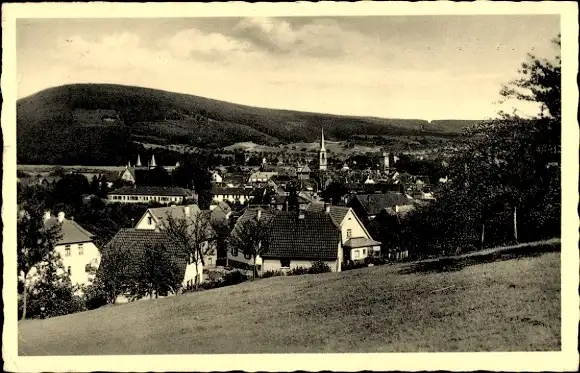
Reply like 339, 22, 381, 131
17, 84, 480, 165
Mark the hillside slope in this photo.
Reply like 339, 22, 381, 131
17, 84, 480, 164
19, 251, 560, 355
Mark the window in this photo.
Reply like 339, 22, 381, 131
244, 252, 252, 260
78, 244, 84, 255
148, 216, 153, 225
280, 259, 290, 268
232, 248, 238, 257
362, 248, 367, 255
346, 229, 352, 238
353, 250, 360, 259
67, 266, 72, 276
208, 257, 213, 265
65, 245, 71, 257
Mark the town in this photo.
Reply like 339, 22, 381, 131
17, 129, 447, 299
13, 13, 564, 358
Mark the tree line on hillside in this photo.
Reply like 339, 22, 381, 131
369, 35, 561, 258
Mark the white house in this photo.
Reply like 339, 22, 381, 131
211, 171, 223, 183
226, 207, 274, 270
134, 204, 217, 268
26, 211, 101, 291
248, 171, 278, 183
107, 186, 194, 205
211, 187, 254, 205
307, 203, 381, 262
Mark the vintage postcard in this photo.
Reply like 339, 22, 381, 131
2, 1, 579, 372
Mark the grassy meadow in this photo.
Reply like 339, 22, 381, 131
18, 247, 560, 355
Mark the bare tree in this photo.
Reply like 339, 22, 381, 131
228, 215, 273, 280
162, 209, 218, 288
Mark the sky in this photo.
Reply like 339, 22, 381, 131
16, 15, 559, 120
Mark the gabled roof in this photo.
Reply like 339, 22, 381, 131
353, 192, 412, 216
145, 204, 202, 228
45, 217, 95, 245
105, 228, 188, 282
228, 207, 276, 249
264, 211, 340, 260
306, 203, 350, 228
109, 186, 191, 197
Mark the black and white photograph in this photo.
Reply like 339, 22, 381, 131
2, 2, 578, 372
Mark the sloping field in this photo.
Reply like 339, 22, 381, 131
19, 250, 560, 355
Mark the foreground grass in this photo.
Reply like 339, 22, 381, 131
19, 251, 560, 355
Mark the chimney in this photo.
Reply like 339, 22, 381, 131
395, 205, 400, 213
184, 205, 190, 217
325, 204, 331, 214
57, 211, 65, 223
329, 198, 333, 206
257, 209, 262, 221
43, 211, 51, 222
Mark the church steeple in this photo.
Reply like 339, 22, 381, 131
319, 128, 327, 171
150, 155, 157, 168
136, 154, 142, 167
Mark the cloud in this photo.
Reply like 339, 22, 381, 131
230, 17, 380, 59
165, 28, 253, 60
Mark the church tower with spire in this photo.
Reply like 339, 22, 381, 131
319, 128, 327, 171
136, 154, 142, 167
150, 155, 157, 169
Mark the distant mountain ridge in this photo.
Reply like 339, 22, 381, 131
17, 84, 481, 164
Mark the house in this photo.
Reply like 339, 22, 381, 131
248, 171, 278, 183
118, 166, 137, 184
38, 211, 101, 289
209, 200, 233, 222
107, 186, 194, 205
105, 228, 202, 299
297, 164, 311, 180
211, 171, 223, 183
349, 192, 413, 220
261, 210, 342, 273
211, 187, 255, 205
268, 194, 310, 211
222, 173, 248, 187
307, 203, 381, 261
134, 204, 217, 268
227, 207, 276, 270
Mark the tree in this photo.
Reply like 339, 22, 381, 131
162, 210, 217, 288
322, 181, 348, 205
97, 243, 132, 304
17, 211, 62, 319
172, 155, 213, 209
402, 34, 561, 254
126, 242, 183, 300
227, 215, 273, 280
22, 251, 85, 319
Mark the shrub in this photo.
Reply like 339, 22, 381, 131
261, 269, 285, 278
287, 266, 309, 276
221, 270, 249, 286
308, 261, 332, 274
